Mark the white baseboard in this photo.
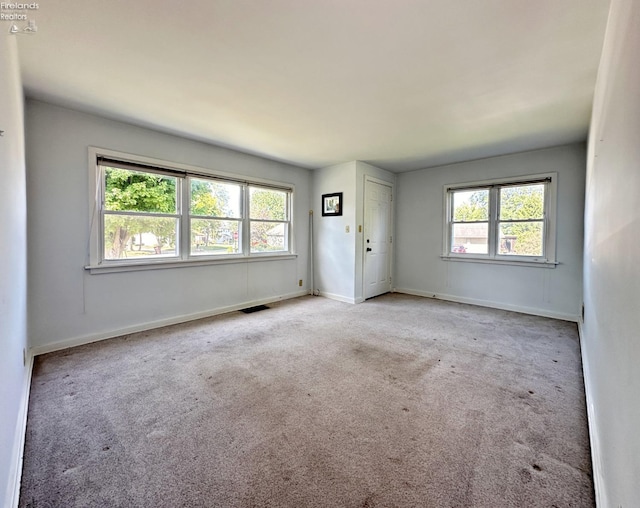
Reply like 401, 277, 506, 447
30, 290, 309, 357
6, 350, 34, 508
393, 288, 580, 322
577, 320, 606, 508
317, 291, 357, 304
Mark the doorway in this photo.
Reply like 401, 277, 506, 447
364, 178, 393, 299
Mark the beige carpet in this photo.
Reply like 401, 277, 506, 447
20, 294, 594, 507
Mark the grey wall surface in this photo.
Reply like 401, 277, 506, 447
26, 100, 311, 351
582, 0, 640, 505
394, 144, 586, 320
0, 37, 29, 508
312, 162, 357, 302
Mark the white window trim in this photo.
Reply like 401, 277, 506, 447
86, 147, 296, 273
441, 172, 558, 268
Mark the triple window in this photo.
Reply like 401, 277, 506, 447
444, 174, 557, 264
92, 150, 292, 266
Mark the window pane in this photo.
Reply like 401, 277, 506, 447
104, 167, 177, 213
250, 188, 288, 220
452, 189, 489, 222
190, 179, 241, 218
499, 184, 544, 220
451, 222, 488, 254
104, 215, 177, 259
191, 219, 241, 255
250, 221, 288, 252
499, 222, 543, 256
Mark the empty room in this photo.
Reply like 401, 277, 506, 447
1, 1, 639, 507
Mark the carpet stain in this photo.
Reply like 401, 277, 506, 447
519, 468, 532, 483
350, 341, 436, 385
24, 499, 53, 508
242, 331, 267, 344
361, 495, 375, 507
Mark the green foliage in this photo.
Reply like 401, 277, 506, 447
189, 180, 233, 250
499, 185, 544, 256
452, 185, 545, 256
499, 185, 543, 220
250, 188, 287, 220
105, 168, 176, 213
103, 167, 177, 258
102, 170, 288, 258
250, 188, 288, 251
453, 190, 489, 221
190, 180, 224, 217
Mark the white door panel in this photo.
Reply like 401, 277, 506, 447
364, 180, 392, 299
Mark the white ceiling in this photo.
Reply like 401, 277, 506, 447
15, 0, 610, 172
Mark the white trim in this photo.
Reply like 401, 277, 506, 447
362, 175, 395, 301
577, 320, 606, 508
393, 288, 579, 322
442, 172, 558, 264
440, 255, 558, 268
30, 290, 308, 357
88, 146, 295, 268
6, 351, 34, 508
85, 253, 297, 274
317, 291, 358, 304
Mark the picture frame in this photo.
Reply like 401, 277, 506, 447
322, 192, 343, 216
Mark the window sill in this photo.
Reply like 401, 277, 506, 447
440, 255, 558, 268
85, 253, 298, 274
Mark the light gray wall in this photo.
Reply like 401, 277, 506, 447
0, 37, 29, 508
395, 144, 585, 320
26, 100, 311, 352
312, 162, 357, 302
582, 0, 640, 505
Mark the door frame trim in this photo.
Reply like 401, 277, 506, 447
362, 176, 395, 300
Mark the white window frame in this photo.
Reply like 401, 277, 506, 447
87, 147, 295, 273
248, 185, 291, 254
442, 173, 558, 268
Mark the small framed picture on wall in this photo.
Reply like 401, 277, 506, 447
322, 192, 343, 216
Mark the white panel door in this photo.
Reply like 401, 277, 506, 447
364, 180, 392, 299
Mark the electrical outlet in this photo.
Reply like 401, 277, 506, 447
345, 225, 350, 233
299, 279, 303, 287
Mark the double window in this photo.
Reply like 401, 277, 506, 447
444, 174, 557, 265
90, 149, 292, 268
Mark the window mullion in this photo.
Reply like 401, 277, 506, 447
445, 191, 452, 253
542, 181, 549, 259
288, 193, 292, 253
242, 184, 249, 255
489, 187, 499, 257
99, 166, 106, 263
180, 177, 189, 259
103, 210, 180, 219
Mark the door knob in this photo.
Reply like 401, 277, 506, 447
366, 247, 372, 252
